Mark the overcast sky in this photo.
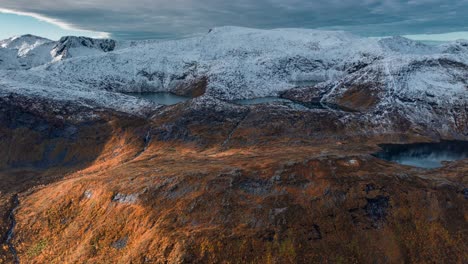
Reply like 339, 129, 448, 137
1, 0, 468, 40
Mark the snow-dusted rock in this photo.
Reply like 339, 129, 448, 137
51, 36, 116, 61
377, 36, 438, 55
0, 70, 160, 117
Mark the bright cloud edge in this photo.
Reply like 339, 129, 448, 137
0, 8, 110, 39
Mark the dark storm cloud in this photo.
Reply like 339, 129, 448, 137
1, 0, 468, 39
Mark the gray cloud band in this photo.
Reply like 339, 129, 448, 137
1, 0, 467, 39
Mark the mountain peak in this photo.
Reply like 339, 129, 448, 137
0, 34, 52, 57
378, 35, 436, 54
51, 36, 117, 60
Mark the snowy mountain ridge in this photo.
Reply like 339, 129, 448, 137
51, 36, 117, 61
0, 34, 118, 69
0, 27, 466, 139
0, 34, 52, 56
3, 27, 387, 96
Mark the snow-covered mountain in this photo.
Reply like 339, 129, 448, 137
0, 34, 52, 56
0, 34, 118, 69
5, 27, 464, 99
0, 35, 53, 70
0, 27, 466, 138
33, 27, 384, 98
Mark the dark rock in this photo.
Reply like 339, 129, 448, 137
111, 236, 128, 249
238, 179, 272, 196
172, 76, 208, 98
308, 224, 322, 240
462, 188, 468, 200
365, 184, 375, 194
364, 196, 390, 225
52, 36, 116, 60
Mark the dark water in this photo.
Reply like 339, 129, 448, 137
233, 97, 293, 105
4, 195, 19, 264
124, 92, 190, 105
232, 97, 354, 112
232, 97, 327, 111
373, 141, 468, 169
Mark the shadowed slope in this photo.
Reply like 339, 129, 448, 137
0, 94, 150, 263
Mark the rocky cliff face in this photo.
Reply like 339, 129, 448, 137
51, 36, 117, 61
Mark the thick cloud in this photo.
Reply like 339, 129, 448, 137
1, 0, 468, 39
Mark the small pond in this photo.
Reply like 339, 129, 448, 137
373, 141, 468, 169
232, 97, 326, 110
124, 92, 190, 105
232, 97, 354, 112
232, 97, 293, 105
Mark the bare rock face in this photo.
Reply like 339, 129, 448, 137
171, 76, 208, 98
51, 36, 116, 60
331, 82, 382, 112
280, 84, 328, 104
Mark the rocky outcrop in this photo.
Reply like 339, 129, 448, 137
51, 36, 116, 60
172, 76, 208, 98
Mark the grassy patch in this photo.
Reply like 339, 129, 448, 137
27, 239, 48, 258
